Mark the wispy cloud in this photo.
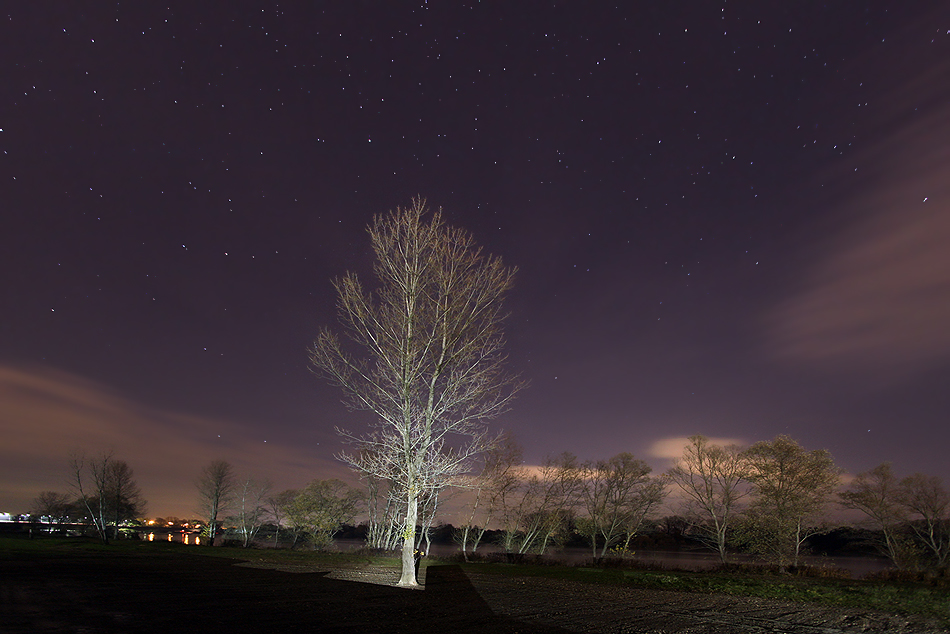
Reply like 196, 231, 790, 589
769, 78, 950, 379
647, 436, 747, 461
0, 364, 347, 516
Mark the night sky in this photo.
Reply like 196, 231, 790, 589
3, 3, 949, 519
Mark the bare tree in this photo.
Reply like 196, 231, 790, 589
840, 462, 914, 568
666, 435, 748, 563
415, 485, 450, 554
68, 452, 143, 542
500, 453, 582, 555
740, 435, 841, 568
899, 473, 950, 569
69, 451, 111, 542
310, 198, 520, 586
232, 476, 272, 548
196, 459, 235, 546
357, 445, 418, 552
456, 432, 523, 559
578, 453, 666, 559
363, 473, 403, 550
31, 491, 72, 531
616, 477, 667, 554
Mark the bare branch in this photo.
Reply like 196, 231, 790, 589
310, 198, 520, 586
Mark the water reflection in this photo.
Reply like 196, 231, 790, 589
333, 540, 891, 578
144, 531, 200, 545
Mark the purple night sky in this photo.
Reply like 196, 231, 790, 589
2, 3, 949, 519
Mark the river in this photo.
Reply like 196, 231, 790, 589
332, 539, 893, 578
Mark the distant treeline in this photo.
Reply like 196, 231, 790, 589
25, 433, 948, 574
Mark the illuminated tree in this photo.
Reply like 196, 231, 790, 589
363, 470, 403, 551
456, 432, 523, 559
266, 489, 298, 548
311, 198, 520, 586
414, 486, 447, 555
666, 435, 748, 563
899, 473, 950, 569
840, 462, 914, 568
285, 479, 363, 550
499, 453, 582, 555
196, 459, 235, 546
232, 476, 272, 548
577, 452, 666, 559
740, 435, 841, 567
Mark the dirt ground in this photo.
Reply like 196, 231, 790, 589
3, 548, 947, 633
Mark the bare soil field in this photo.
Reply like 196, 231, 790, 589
3, 547, 947, 633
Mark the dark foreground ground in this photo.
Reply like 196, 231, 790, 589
3, 546, 947, 634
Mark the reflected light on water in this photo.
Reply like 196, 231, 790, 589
143, 531, 201, 545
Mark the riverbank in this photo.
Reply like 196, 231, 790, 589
3, 537, 947, 633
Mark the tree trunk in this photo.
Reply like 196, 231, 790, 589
460, 524, 470, 561
716, 522, 729, 564
398, 494, 419, 587
97, 505, 110, 545
472, 525, 487, 553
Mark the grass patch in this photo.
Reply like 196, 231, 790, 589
0, 535, 401, 568
0, 535, 126, 559
458, 559, 950, 626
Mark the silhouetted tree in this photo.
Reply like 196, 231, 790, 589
104, 460, 146, 539
196, 459, 235, 546
31, 491, 72, 531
